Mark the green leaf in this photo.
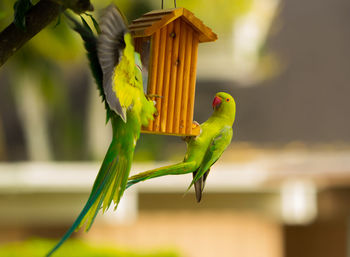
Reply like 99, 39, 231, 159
13, 0, 33, 30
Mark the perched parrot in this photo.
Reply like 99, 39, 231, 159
127, 92, 236, 202
47, 5, 156, 256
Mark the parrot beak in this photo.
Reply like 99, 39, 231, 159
212, 96, 222, 109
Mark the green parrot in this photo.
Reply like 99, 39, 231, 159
127, 92, 236, 202
47, 5, 156, 256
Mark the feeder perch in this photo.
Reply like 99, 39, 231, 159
129, 8, 217, 136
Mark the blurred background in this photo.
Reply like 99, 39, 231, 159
1, 0, 350, 256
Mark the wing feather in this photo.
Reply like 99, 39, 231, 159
97, 5, 129, 121
190, 126, 233, 189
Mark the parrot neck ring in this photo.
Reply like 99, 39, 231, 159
212, 96, 222, 109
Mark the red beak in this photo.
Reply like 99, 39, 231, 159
212, 96, 222, 109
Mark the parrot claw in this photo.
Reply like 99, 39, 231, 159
152, 108, 159, 117
181, 136, 193, 143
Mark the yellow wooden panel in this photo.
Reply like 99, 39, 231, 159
186, 32, 199, 135
180, 25, 193, 135
173, 19, 187, 134
154, 27, 168, 132
160, 22, 174, 133
166, 18, 181, 133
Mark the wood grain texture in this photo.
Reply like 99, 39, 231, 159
160, 22, 174, 133
180, 24, 193, 135
186, 32, 199, 135
166, 18, 181, 133
154, 27, 168, 132
173, 19, 188, 134
146, 32, 160, 131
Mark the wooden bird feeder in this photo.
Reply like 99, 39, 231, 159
129, 8, 217, 136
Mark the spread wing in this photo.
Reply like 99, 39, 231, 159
97, 5, 141, 122
189, 126, 233, 192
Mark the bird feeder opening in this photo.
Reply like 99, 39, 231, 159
129, 8, 217, 136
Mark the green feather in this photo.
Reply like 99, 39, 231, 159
45, 158, 114, 257
127, 162, 197, 189
48, 7, 156, 257
64, 12, 113, 123
47, 113, 138, 256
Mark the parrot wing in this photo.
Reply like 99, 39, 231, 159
189, 125, 233, 198
64, 12, 115, 122
97, 5, 141, 122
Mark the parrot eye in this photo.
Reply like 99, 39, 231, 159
226, 98, 230, 102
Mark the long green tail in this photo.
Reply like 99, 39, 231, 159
46, 138, 131, 256
126, 161, 196, 189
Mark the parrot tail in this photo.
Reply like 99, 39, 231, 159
126, 161, 197, 189
193, 170, 210, 203
46, 138, 131, 257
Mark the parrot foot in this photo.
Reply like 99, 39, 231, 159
192, 121, 200, 127
181, 135, 194, 143
153, 109, 159, 117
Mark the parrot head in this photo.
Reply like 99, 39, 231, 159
212, 92, 236, 122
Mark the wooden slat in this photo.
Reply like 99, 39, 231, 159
166, 18, 181, 133
154, 27, 167, 132
173, 19, 187, 134
148, 33, 159, 96
144, 9, 183, 36
143, 9, 175, 16
180, 25, 193, 135
186, 32, 199, 135
129, 8, 217, 43
132, 16, 163, 23
159, 22, 174, 133
146, 32, 160, 131
130, 27, 149, 38
129, 21, 158, 30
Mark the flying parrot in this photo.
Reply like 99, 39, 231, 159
127, 92, 236, 202
47, 5, 156, 256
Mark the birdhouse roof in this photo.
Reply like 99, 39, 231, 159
129, 8, 218, 43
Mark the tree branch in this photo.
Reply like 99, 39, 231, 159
0, 0, 93, 67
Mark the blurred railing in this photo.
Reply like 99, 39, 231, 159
1, 151, 350, 226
